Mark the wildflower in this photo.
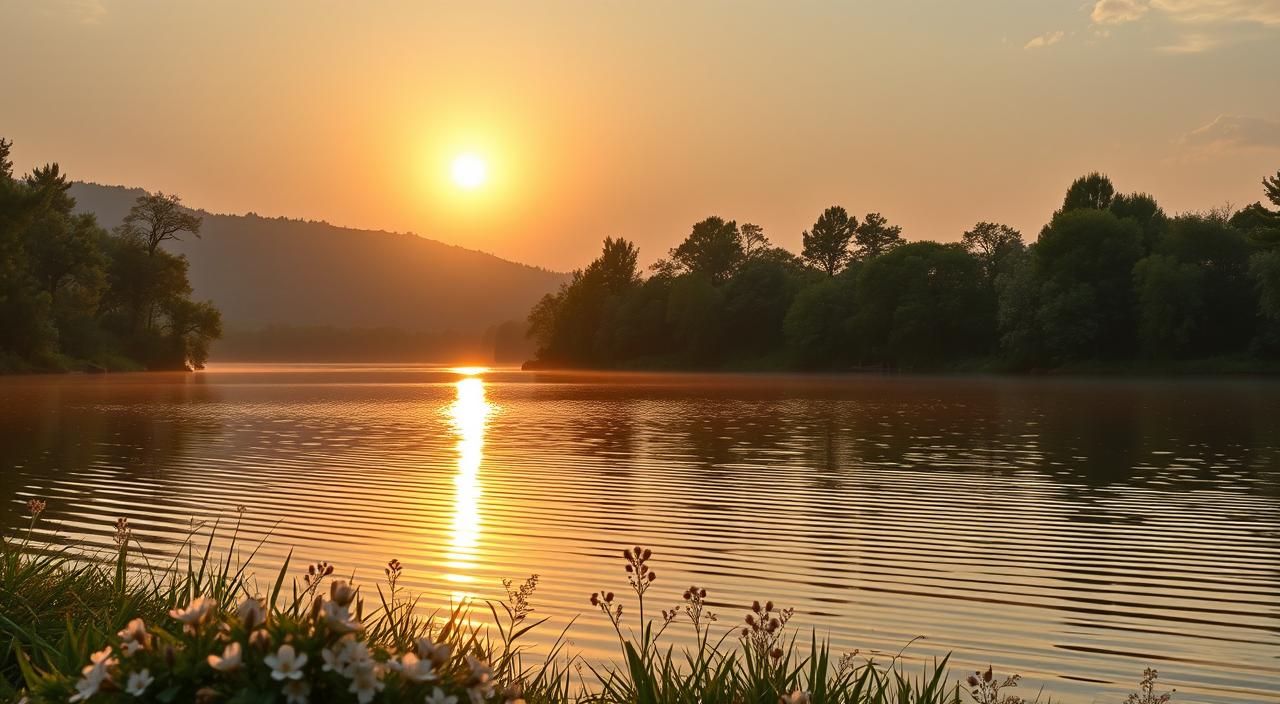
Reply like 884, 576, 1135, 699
322, 600, 363, 634
464, 655, 495, 704
323, 638, 372, 678
113, 517, 131, 547
426, 688, 459, 704
26, 498, 45, 519
348, 661, 385, 703
395, 651, 438, 683
283, 680, 311, 704
117, 618, 149, 656
780, 692, 810, 704
265, 644, 308, 681
237, 596, 267, 629
249, 628, 272, 651
69, 648, 116, 702
169, 596, 216, 632
416, 637, 452, 666
208, 642, 243, 672
330, 579, 357, 607
125, 669, 153, 697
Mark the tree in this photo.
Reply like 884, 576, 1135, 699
784, 273, 857, 368
0, 138, 12, 181
1033, 208, 1143, 360
853, 242, 995, 366
120, 192, 203, 256
1060, 172, 1115, 212
1264, 168, 1280, 208
854, 212, 903, 259
669, 216, 743, 284
739, 223, 770, 260
961, 222, 1024, 280
582, 236, 640, 295
801, 206, 856, 275
25, 164, 75, 215
1251, 249, 1280, 354
1133, 254, 1204, 356
1109, 192, 1167, 252
723, 256, 804, 355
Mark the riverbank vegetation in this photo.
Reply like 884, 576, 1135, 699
526, 170, 1280, 373
0, 139, 221, 373
2, 504, 1178, 704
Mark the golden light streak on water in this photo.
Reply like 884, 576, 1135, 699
443, 375, 491, 599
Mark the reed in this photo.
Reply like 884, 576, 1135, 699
1, 504, 1173, 704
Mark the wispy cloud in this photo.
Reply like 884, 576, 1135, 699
1089, 0, 1280, 51
1180, 114, 1280, 154
1092, 0, 1150, 24
1156, 31, 1222, 51
1023, 30, 1066, 49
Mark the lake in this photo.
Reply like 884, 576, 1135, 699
1, 365, 1277, 703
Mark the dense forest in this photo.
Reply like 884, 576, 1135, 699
527, 170, 1280, 372
0, 139, 221, 372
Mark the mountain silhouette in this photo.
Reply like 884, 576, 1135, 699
70, 182, 566, 334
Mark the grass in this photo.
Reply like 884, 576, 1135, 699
0, 504, 1174, 704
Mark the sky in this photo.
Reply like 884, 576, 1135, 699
2, 1, 1279, 271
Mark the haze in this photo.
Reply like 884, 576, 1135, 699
2, 0, 1278, 270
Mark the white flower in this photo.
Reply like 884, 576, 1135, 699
322, 600, 363, 634
395, 651, 438, 683
117, 619, 149, 656
416, 637, 452, 665
329, 579, 357, 606
169, 597, 216, 631
68, 649, 116, 702
125, 669, 153, 697
208, 642, 243, 672
236, 596, 267, 628
425, 688, 459, 704
464, 656, 494, 704
283, 679, 311, 704
347, 661, 385, 704
321, 638, 370, 678
264, 644, 308, 681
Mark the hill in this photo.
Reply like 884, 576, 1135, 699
69, 182, 566, 335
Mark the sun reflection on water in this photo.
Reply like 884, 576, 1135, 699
443, 374, 491, 599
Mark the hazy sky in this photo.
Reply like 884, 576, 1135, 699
2, 1, 1279, 270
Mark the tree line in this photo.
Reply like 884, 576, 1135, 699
527, 170, 1280, 371
0, 139, 222, 372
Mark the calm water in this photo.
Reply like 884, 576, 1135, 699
2, 365, 1278, 702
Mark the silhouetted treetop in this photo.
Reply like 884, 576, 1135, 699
1061, 172, 1116, 212
121, 192, 203, 256
854, 212, 903, 259
669, 216, 743, 283
802, 206, 856, 276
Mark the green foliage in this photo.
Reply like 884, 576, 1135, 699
669, 217, 743, 284
802, 206, 857, 276
853, 213, 903, 260
527, 170, 1280, 373
0, 138, 221, 372
852, 243, 995, 367
1133, 255, 1204, 356
3, 509, 1184, 704
1033, 209, 1144, 361
1060, 172, 1115, 213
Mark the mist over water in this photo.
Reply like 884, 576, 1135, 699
1, 366, 1277, 703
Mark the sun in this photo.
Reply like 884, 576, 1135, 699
451, 153, 487, 190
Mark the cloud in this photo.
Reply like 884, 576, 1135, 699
1090, 0, 1280, 26
1152, 0, 1280, 26
1156, 31, 1222, 50
1023, 30, 1066, 49
1180, 115, 1280, 153
1092, 0, 1151, 24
